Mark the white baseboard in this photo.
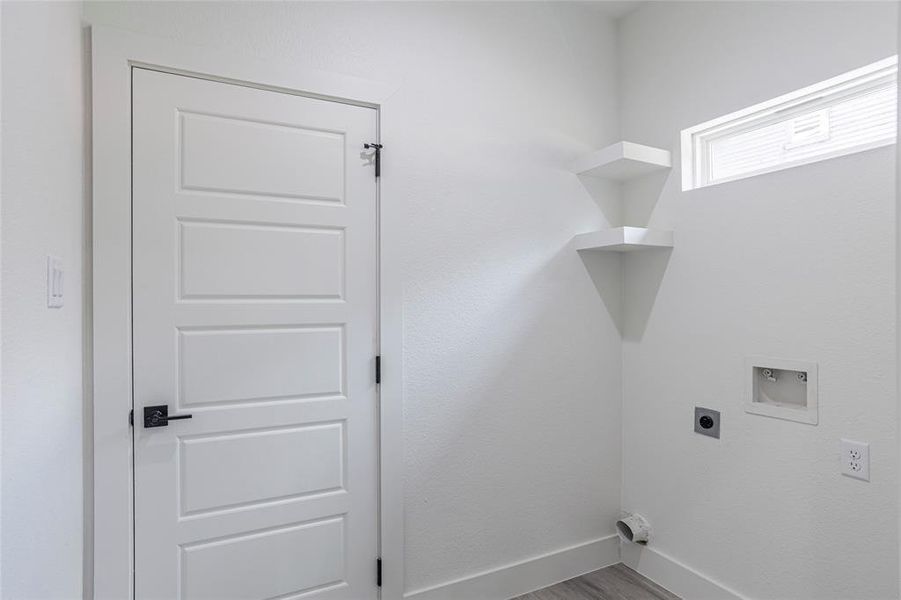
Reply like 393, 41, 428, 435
620, 543, 745, 600
404, 535, 621, 600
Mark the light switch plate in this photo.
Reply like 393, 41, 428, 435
47, 255, 63, 308
841, 439, 869, 481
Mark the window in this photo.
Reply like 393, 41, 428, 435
681, 56, 898, 191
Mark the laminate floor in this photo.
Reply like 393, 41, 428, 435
513, 563, 681, 600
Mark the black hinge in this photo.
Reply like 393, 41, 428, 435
129, 409, 134, 426
364, 143, 383, 178
376, 558, 382, 587
375, 355, 381, 385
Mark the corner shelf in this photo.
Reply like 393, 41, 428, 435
571, 141, 671, 181
573, 227, 673, 252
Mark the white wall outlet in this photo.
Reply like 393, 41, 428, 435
841, 439, 869, 481
47, 255, 63, 308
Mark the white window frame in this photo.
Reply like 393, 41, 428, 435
91, 26, 405, 600
681, 55, 898, 191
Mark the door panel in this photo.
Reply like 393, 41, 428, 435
180, 110, 345, 202
179, 221, 345, 300
180, 516, 345, 600
179, 422, 345, 515
178, 326, 344, 406
132, 68, 378, 600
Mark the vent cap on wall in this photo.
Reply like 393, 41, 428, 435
616, 513, 651, 545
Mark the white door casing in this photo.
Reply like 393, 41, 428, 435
132, 68, 379, 599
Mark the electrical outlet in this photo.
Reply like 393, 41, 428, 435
841, 439, 869, 481
694, 407, 720, 438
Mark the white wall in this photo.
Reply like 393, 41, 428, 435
1, 1, 85, 599
11, 3, 896, 598
83, 2, 625, 594
618, 2, 899, 599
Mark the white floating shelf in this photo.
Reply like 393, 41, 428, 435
571, 141, 671, 181
573, 227, 673, 252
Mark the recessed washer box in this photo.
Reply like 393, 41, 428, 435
745, 356, 818, 425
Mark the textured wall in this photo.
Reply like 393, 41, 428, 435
15, 4, 890, 598
84, 2, 625, 593
1, 1, 86, 598
618, 2, 899, 598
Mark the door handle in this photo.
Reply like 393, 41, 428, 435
143, 405, 193, 428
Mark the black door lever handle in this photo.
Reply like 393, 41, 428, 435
143, 405, 193, 428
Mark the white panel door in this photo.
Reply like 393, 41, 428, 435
132, 68, 379, 600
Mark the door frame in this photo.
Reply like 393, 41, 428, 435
91, 26, 404, 600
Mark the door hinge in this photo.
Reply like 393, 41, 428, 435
375, 355, 381, 385
129, 409, 134, 427
376, 558, 382, 587
364, 142, 383, 178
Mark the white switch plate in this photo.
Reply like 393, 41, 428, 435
841, 439, 869, 481
47, 255, 63, 308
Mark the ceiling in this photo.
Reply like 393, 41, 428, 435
579, 1, 646, 20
